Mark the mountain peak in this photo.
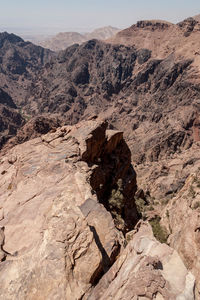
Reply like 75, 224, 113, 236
0, 31, 24, 47
136, 19, 173, 29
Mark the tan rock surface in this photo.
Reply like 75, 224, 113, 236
135, 142, 200, 201
0, 119, 137, 299
87, 222, 195, 300
108, 18, 200, 72
161, 169, 200, 297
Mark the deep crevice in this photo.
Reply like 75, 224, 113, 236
88, 136, 139, 233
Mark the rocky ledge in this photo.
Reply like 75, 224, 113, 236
0, 120, 195, 299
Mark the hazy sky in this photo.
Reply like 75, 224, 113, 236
1, 0, 200, 34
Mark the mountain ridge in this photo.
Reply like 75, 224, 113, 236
37, 26, 120, 51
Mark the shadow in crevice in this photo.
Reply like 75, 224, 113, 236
89, 225, 119, 286
89, 225, 111, 273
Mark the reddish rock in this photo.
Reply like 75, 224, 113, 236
86, 222, 195, 300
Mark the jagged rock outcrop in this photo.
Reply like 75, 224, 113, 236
0, 29, 195, 207
0, 32, 55, 149
161, 168, 200, 297
0, 88, 25, 148
0, 20, 199, 218
0, 32, 53, 104
23, 37, 199, 167
86, 221, 195, 299
0, 120, 195, 299
0, 120, 138, 299
2, 115, 62, 153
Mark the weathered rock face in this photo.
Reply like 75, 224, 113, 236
0, 88, 25, 149
0, 27, 199, 186
0, 32, 53, 103
25, 39, 139, 117
2, 115, 62, 153
0, 120, 137, 299
161, 168, 200, 297
0, 32, 55, 149
22, 36, 198, 170
86, 222, 195, 300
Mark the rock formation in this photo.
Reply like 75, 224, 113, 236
161, 167, 200, 298
0, 88, 25, 148
87, 222, 195, 300
0, 120, 194, 299
0, 32, 53, 104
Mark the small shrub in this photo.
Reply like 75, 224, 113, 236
7, 183, 12, 190
135, 198, 146, 215
147, 205, 154, 211
161, 197, 170, 206
149, 216, 168, 244
188, 185, 196, 199
192, 201, 200, 210
193, 175, 200, 188
108, 188, 124, 211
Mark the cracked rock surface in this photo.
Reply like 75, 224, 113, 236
0, 120, 195, 299
0, 120, 134, 299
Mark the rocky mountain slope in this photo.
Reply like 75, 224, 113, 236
38, 26, 120, 51
0, 32, 53, 103
0, 88, 24, 148
0, 15, 200, 298
161, 168, 200, 297
23, 32, 200, 199
0, 32, 54, 147
0, 120, 195, 299
108, 18, 200, 63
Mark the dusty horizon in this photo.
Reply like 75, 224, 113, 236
1, 0, 200, 36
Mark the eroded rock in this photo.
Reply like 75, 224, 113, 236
161, 170, 200, 297
0, 120, 136, 299
87, 222, 195, 300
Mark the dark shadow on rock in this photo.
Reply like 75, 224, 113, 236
89, 225, 111, 274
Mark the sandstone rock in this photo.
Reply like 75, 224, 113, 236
0, 120, 137, 299
87, 222, 195, 300
2, 115, 62, 153
161, 170, 200, 297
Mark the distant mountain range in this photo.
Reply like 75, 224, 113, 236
33, 26, 120, 51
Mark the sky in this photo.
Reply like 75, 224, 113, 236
0, 0, 200, 34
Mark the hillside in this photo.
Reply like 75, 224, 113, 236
0, 32, 54, 147
0, 32, 53, 104
38, 26, 120, 51
108, 18, 200, 74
